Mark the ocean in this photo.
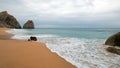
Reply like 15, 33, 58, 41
7, 28, 120, 68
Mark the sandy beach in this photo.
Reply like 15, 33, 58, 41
0, 28, 76, 68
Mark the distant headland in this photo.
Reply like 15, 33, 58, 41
0, 11, 34, 29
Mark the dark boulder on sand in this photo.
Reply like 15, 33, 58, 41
0, 11, 21, 28
23, 20, 34, 29
30, 36, 37, 41
105, 32, 120, 47
106, 47, 120, 55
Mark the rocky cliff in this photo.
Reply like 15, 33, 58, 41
0, 11, 21, 28
23, 20, 34, 29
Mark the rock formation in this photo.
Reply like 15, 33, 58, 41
105, 32, 120, 47
23, 20, 34, 29
0, 11, 21, 28
106, 47, 120, 55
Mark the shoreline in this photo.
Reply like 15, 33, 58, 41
0, 28, 14, 40
0, 28, 76, 68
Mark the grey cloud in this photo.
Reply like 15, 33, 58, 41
0, 0, 120, 28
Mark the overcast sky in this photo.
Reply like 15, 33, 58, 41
0, 0, 120, 28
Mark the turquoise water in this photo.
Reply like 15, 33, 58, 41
10, 28, 120, 39
8, 28, 120, 68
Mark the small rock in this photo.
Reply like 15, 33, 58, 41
28, 39, 31, 41
30, 36, 37, 41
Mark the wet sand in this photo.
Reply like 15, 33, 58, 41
0, 28, 76, 68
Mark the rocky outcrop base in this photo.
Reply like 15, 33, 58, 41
106, 47, 120, 55
105, 32, 120, 55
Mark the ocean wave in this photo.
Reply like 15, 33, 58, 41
11, 34, 59, 40
44, 38, 120, 68
6, 29, 28, 35
8, 29, 120, 68
7, 29, 59, 40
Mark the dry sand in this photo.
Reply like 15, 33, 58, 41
0, 28, 76, 68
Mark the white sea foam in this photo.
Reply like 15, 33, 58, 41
8, 29, 120, 68
40, 37, 120, 68
7, 29, 58, 40
6, 29, 28, 34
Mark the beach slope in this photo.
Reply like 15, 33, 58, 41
0, 28, 76, 68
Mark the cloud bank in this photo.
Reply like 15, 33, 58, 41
0, 0, 120, 28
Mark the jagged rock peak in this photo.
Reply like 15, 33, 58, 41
0, 11, 21, 28
23, 20, 34, 29
0, 11, 8, 15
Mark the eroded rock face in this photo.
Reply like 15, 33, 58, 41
0, 11, 21, 28
23, 20, 34, 29
105, 32, 120, 47
0, 21, 5, 27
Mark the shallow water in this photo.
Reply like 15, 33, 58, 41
7, 28, 120, 68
